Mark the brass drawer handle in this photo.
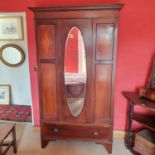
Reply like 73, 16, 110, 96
53, 128, 59, 133
93, 131, 98, 136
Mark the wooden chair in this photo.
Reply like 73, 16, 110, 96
0, 123, 17, 155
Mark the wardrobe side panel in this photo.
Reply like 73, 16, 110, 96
40, 64, 57, 120
95, 24, 114, 60
95, 64, 112, 121
93, 19, 116, 122
38, 25, 56, 59
38, 24, 58, 121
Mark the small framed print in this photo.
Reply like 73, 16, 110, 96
0, 16, 24, 41
0, 85, 11, 105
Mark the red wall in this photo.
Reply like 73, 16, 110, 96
0, 0, 155, 130
114, 0, 155, 130
65, 28, 78, 73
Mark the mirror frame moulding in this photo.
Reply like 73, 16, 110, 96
0, 44, 25, 67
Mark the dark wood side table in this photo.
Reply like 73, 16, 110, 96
0, 123, 17, 155
122, 92, 155, 148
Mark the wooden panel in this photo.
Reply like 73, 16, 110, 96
59, 19, 94, 123
134, 129, 155, 155
30, 4, 123, 12
43, 123, 112, 141
40, 64, 57, 120
38, 25, 56, 59
95, 24, 114, 60
32, 10, 120, 19
95, 65, 112, 121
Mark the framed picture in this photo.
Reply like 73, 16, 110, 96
0, 16, 24, 41
0, 85, 11, 105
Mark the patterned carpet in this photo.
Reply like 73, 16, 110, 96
0, 105, 32, 122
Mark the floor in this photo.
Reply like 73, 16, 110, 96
7, 123, 133, 155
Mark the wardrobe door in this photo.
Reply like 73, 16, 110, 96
37, 22, 58, 122
58, 19, 94, 123
93, 19, 117, 123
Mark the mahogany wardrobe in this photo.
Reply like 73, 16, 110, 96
30, 4, 123, 154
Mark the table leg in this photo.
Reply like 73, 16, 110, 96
12, 126, 17, 153
0, 142, 2, 155
126, 101, 134, 148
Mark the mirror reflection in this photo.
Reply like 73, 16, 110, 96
0, 44, 25, 67
64, 27, 86, 117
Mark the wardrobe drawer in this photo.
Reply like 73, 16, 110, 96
46, 124, 112, 141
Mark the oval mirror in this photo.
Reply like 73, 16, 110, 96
0, 44, 25, 67
64, 27, 86, 117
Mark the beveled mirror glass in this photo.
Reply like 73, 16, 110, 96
64, 27, 86, 117
0, 44, 25, 67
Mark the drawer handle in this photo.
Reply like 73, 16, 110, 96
53, 128, 59, 133
93, 131, 98, 136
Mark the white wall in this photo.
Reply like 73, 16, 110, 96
0, 12, 32, 106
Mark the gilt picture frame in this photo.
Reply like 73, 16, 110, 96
0, 16, 24, 41
0, 85, 11, 105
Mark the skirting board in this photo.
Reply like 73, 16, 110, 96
113, 130, 127, 138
